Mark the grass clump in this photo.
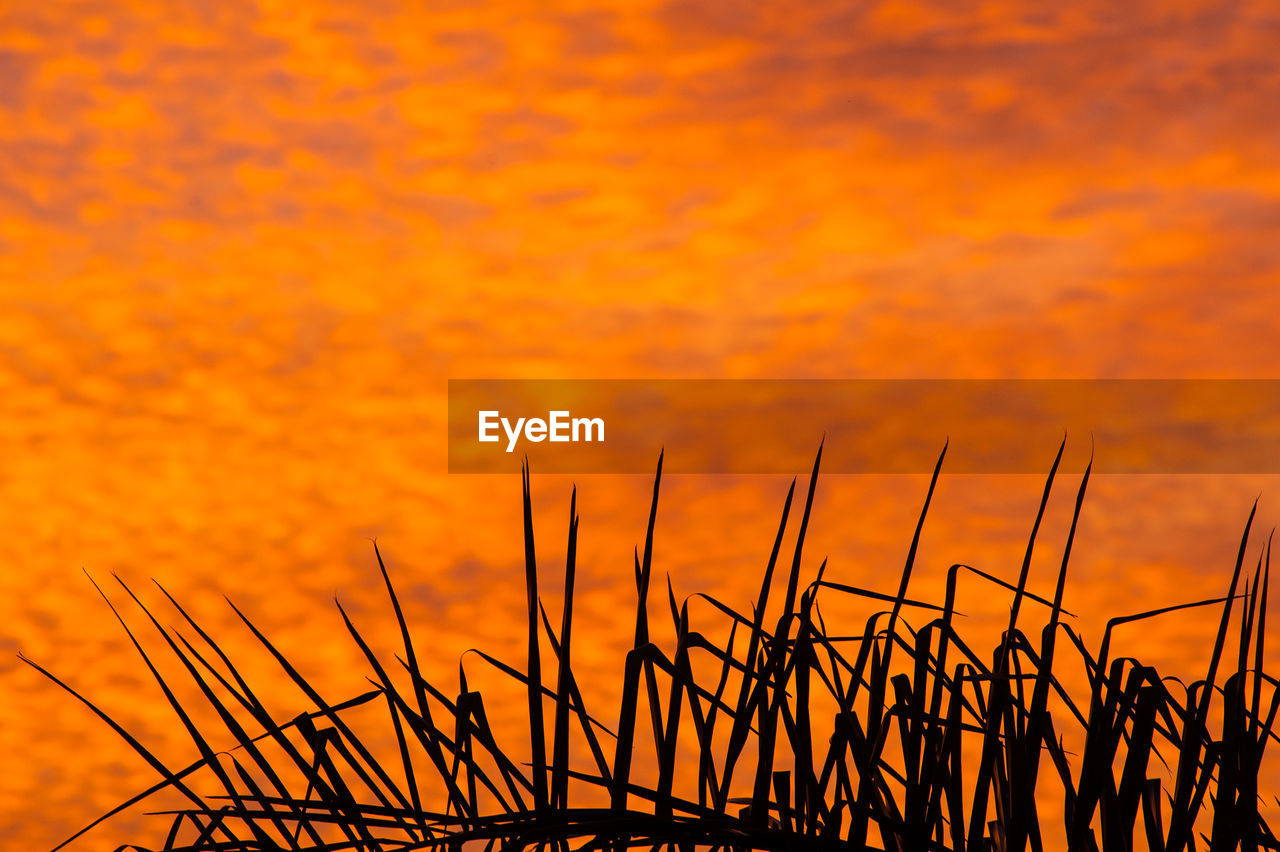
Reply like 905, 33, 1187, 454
24, 441, 1280, 851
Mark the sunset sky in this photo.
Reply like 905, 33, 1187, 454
2, 0, 1280, 848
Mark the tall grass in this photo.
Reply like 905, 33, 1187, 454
23, 441, 1280, 851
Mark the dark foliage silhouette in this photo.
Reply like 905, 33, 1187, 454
23, 441, 1280, 851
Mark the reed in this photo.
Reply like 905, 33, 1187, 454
24, 441, 1280, 851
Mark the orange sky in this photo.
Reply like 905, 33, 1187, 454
3, 0, 1280, 848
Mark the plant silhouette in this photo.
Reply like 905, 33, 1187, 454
23, 441, 1280, 851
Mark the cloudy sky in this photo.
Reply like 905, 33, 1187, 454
2, 0, 1279, 847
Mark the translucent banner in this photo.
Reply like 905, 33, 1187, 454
447, 379, 1280, 473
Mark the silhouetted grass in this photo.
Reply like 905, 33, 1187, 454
23, 441, 1280, 851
